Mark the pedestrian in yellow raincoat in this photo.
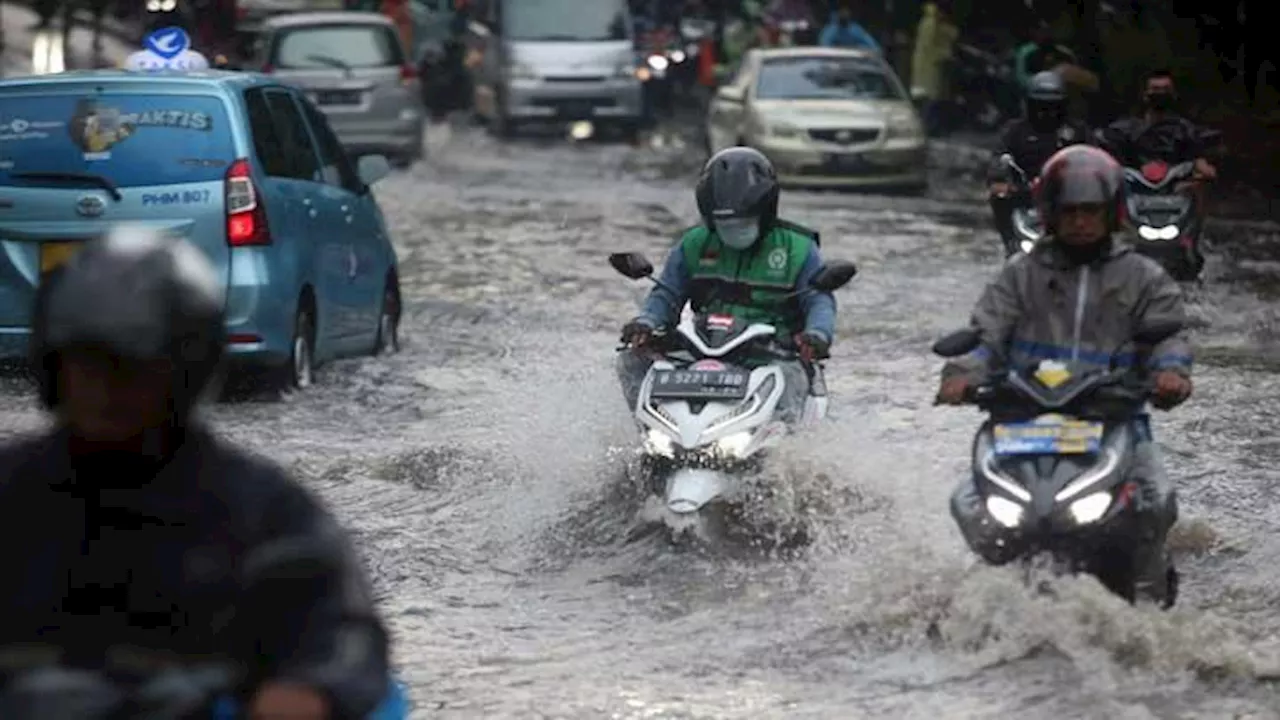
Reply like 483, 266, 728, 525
910, 0, 958, 136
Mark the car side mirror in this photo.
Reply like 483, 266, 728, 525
357, 154, 392, 186
932, 328, 982, 357
608, 252, 654, 279
809, 260, 857, 291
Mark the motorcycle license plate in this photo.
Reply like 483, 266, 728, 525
650, 369, 749, 400
992, 417, 1103, 455
1135, 195, 1188, 211
823, 153, 867, 173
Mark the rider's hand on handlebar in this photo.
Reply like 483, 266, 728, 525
620, 318, 654, 348
936, 376, 970, 405
1152, 370, 1192, 410
989, 181, 1013, 198
1192, 157, 1217, 182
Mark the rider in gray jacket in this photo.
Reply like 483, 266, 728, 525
936, 145, 1193, 605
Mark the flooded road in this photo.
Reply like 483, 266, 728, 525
7, 124, 1280, 717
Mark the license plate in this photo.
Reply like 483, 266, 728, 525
823, 153, 867, 173
40, 241, 85, 273
315, 90, 361, 106
1135, 195, 1188, 210
992, 416, 1104, 455
650, 369, 749, 400
557, 101, 595, 118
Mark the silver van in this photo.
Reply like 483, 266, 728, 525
467, 0, 642, 138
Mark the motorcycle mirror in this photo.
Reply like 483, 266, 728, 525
809, 260, 857, 292
999, 153, 1015, 168
608, 252, 654, 280
1132, 320, 1183, 346
932, 328, 982, 358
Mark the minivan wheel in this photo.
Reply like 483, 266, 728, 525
374, 279, 400, 356
282, 306, 315, 390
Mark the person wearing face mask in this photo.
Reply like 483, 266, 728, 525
938, 145, 1192, 607
617, 146, 837, 424
988, 71, 1092, 255
1097, 69, 1220, 184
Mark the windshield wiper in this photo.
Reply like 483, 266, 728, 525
305, 54, 354, 76
11, 171, 122, 201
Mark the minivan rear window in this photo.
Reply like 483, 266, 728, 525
272, 25, 404, 69
0, 92, 234, 189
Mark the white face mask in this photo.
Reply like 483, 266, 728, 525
714, 217, 760, 250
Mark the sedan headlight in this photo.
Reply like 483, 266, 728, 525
985, 495, 1023, 528
1068, 491, 1113, 525
885, 113, 923, 140
507, 62, 537, 80
1138, 224, 1180, 241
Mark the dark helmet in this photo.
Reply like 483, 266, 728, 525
1035, 145, 1126, 233
695, 146, 780, 249
30, 226, 226, 415
1024, 70, 1066, 130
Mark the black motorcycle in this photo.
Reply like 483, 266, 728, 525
932, 321, 1183, 607
1123, 159, 1207, 281
947, 43, 1019, 133
990, 153, 1045, 258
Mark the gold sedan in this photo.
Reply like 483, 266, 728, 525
704, 47, 927, 192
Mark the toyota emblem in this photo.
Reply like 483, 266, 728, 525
75, 195, 105, 217
835, 130, 852, 143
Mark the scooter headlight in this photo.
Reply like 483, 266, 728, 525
985, 495, 1024, 528
644, 429, 675, 457
1068, 491, 1113, 525
670, 50, 686, 63
647, 54, 669, 72
1019, 239, 1035, 254
1138, 225, 1179, 241
715, 431, 753, 458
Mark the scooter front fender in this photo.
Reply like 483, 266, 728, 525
665, 468, 734, 514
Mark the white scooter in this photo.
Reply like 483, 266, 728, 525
609, 252, 857, 543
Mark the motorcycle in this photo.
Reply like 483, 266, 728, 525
609, 251, 858, 543
0, 539, 410, 719
931, 320, 1184, 607
1123, 160, 1205, 281
992, 153, 1045, 257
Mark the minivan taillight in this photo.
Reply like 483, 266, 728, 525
225, 158, 270, 246
400, 64, 417, 84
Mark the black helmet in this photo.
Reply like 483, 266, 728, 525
1024, 71, 1066, 131
1035, 145, 1126, 233
695, 146, 780, 250
30, 226, 226, 415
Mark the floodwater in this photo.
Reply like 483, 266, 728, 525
4, 122, 1280, 718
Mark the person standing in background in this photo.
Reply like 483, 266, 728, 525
910, 0, 958, 136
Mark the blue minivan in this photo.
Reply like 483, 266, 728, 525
0, 70, 402, 389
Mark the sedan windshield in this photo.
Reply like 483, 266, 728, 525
756, 57, 904, 101
502, 0, 629, 41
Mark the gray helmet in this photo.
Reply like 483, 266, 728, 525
1026, 70, 1066, 102
30, 225, 226, 414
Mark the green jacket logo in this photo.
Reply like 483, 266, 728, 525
766, 248, 788, 273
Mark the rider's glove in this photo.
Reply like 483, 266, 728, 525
793, 331, 830, 363
935, 376, 971, 405
1151, 370, 1192, 410
620, 317, 655, 347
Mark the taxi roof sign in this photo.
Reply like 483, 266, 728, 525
143, 26, 190, 59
